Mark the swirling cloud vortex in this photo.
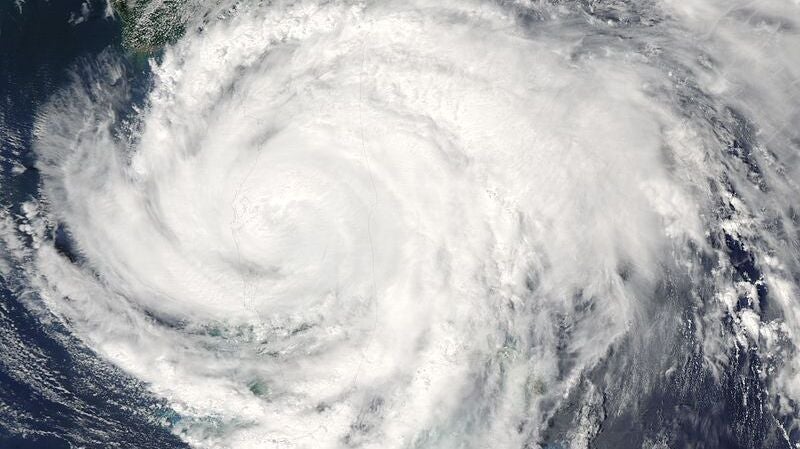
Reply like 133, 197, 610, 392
19, 0, 800, 448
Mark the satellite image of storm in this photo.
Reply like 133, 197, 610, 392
1, 1, 800, 448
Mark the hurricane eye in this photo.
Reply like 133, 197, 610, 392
4, 1, 800, 448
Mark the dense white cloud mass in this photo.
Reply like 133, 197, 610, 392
3, 0, 800, 447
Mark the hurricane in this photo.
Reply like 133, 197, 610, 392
1, 1, 800, 448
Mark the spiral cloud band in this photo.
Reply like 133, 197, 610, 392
3, 0, 800, 447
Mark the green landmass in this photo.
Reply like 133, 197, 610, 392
111, 0, 191, 54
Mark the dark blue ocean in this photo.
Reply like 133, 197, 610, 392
0, 1, 186, 447
1, 1, 797, 448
